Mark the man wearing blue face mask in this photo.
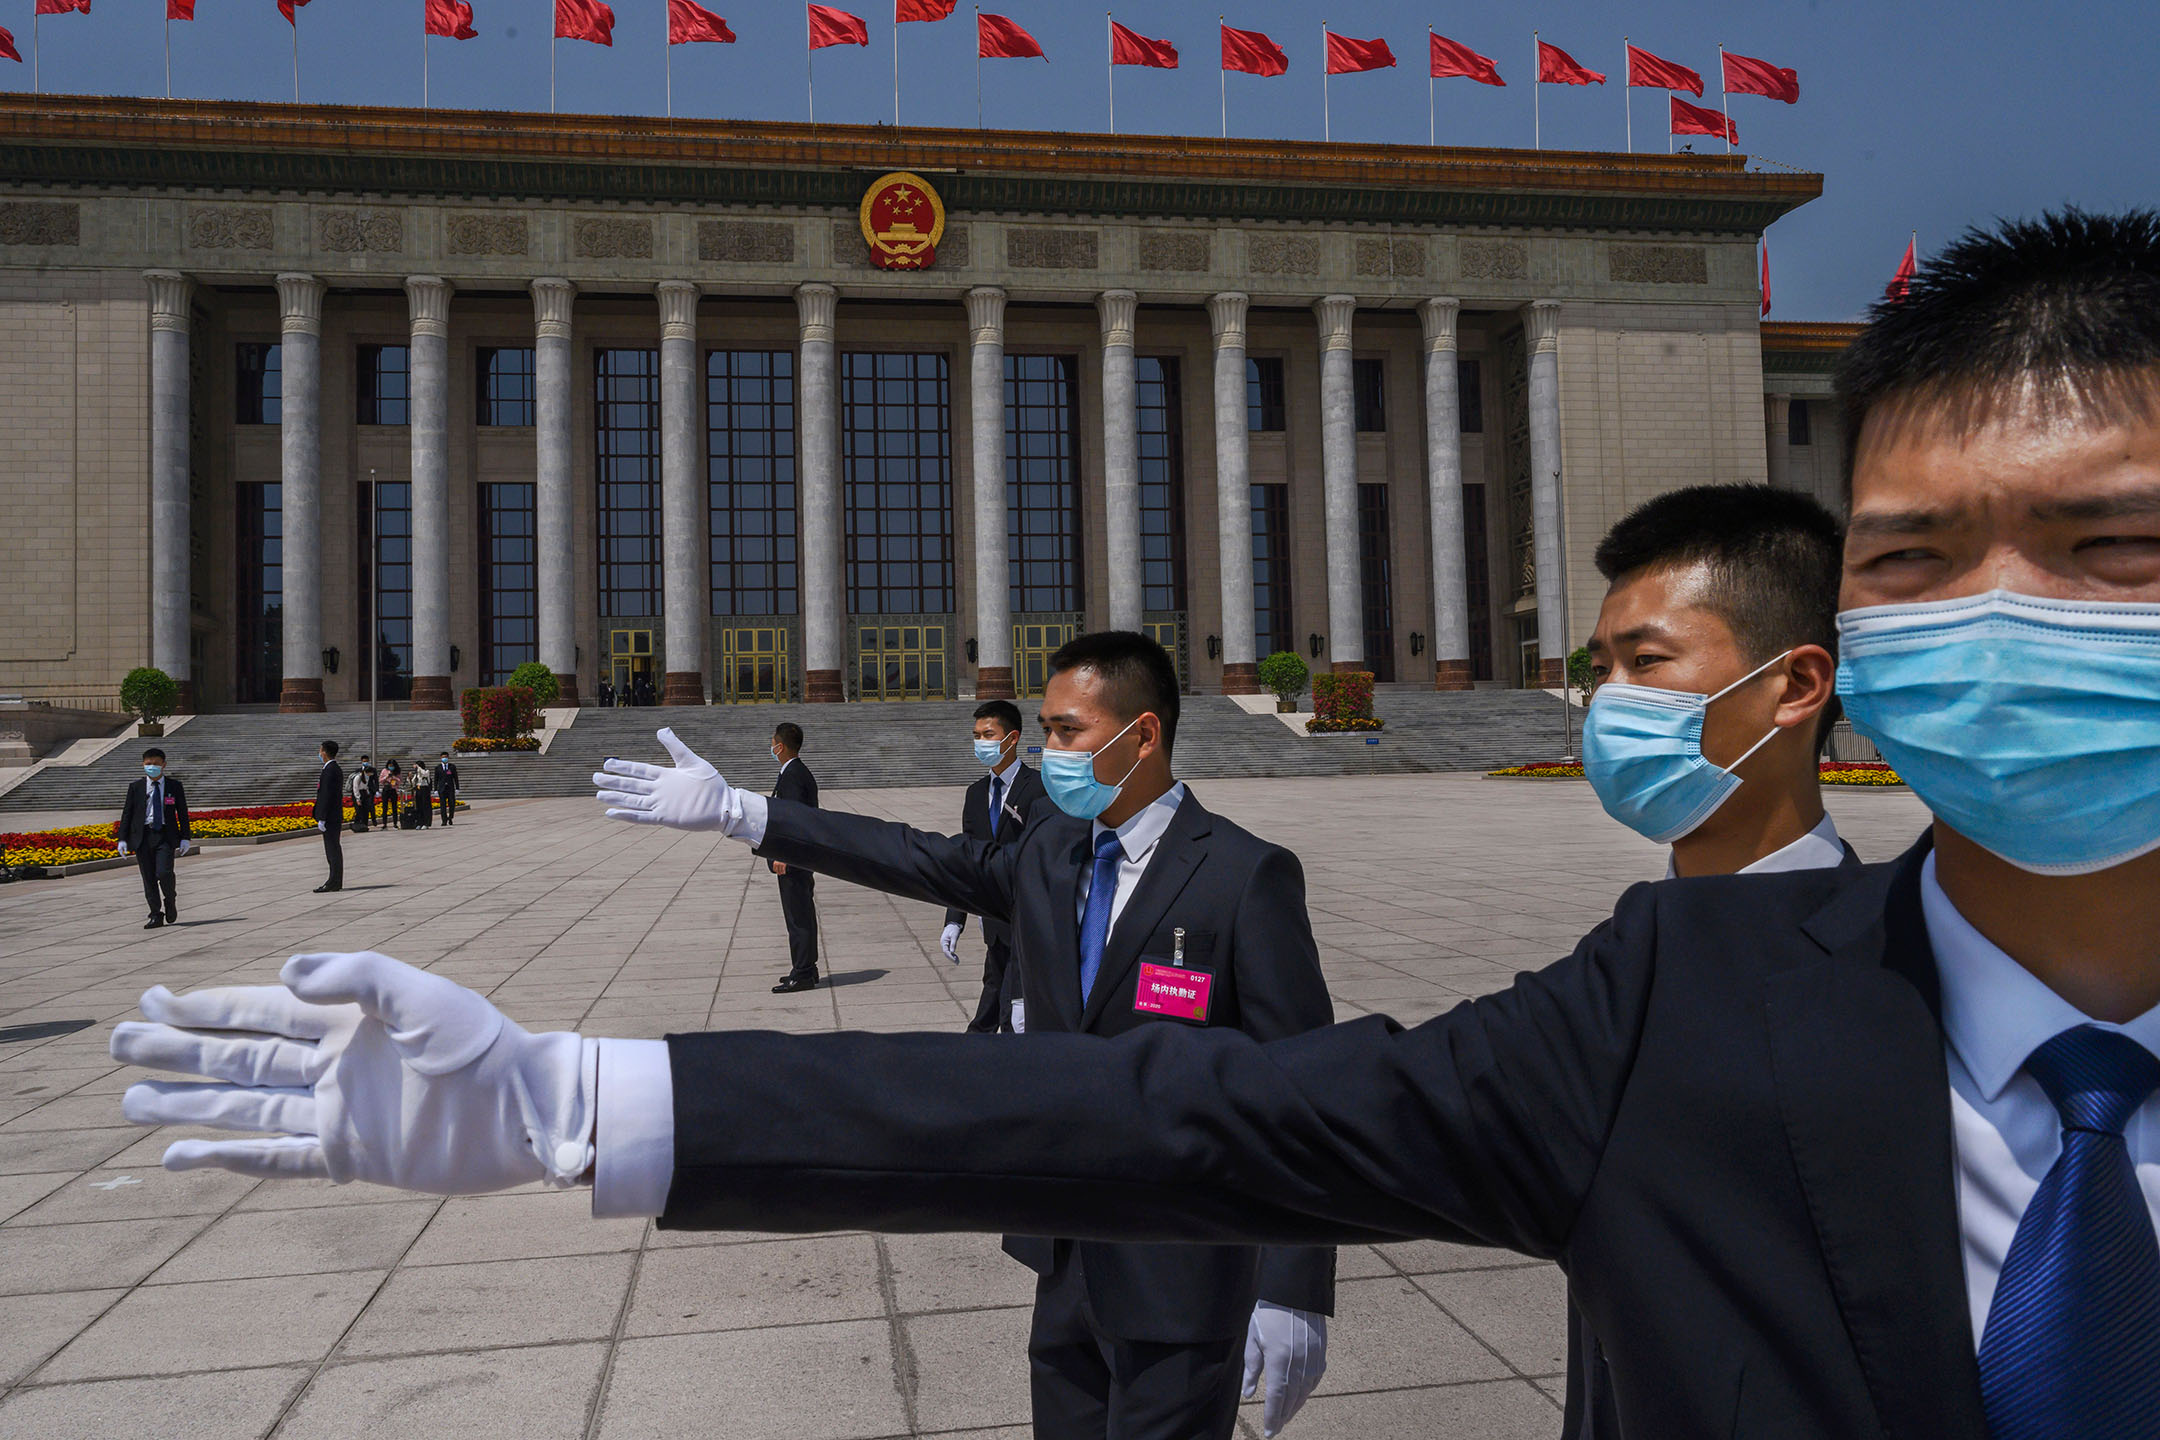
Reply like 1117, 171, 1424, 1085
940, 698, 1047, 1033
108, 211, 2160, 1440
115, 747, 193, 928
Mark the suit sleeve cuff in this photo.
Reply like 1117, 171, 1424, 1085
592, 1038, 676, 1218
731, 792, 769, 846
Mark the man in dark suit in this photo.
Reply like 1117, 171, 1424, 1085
939, 698, 1047, 1033
434, 751, 459, 827
768, 722, 820, 994
113, 747, 192, 928
313, 740, 343, 893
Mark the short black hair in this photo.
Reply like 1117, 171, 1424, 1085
1047, 630, 1180, 755
1838, 208, 2160, 475
320, 739, 340, 758
972, 699, 1023, 735
773, 722, 804, 752
142, 747, 165, 761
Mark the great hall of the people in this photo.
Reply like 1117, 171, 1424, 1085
0, 94, 1847, 712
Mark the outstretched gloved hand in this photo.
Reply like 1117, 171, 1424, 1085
940, 922, 964, 963
111, 951, 596, 1196
595, 728, 744, 832
1242, 1301, 1328, 1436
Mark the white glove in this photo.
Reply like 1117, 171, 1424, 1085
114, 841, 130, 857
111, 951, 596, 1196
940, 922, 964, 963
594, 727, 746, 833
316, 821, 325, 832
176, 840, 193, 857
1242, 1301, 1328, 1437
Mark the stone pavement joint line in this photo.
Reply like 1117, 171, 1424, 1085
0, 776, 1934, 1439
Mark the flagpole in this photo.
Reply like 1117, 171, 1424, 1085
1667, 92, 1674, 153
1717, 44, 1731, 154
1426, 26, 1434, 147
666, 23, 673, 118
975, 7, 982, 130
1218, 14, 1226, 139
32, 12, 38, 93
1106, 13, 1113, 134
166, 12, 172, 100
893, 3, 900, 126
1532, 31, 1540, 151
293, 11, 301, 103
425, 30, 431, 110
1321, 23, 1329, 143
808, 7, 817, 123
1622, 38, 1630, 153
551, 29, 557, 113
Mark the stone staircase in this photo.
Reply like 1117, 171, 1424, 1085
0, 691, 1572, 813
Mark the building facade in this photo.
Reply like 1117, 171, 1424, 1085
0, 95, 1821, 710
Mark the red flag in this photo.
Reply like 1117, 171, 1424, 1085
669, 0, 734, 44
555, 0, 614, 45
1723, 50, 1798, 104
168, 1, 195, 19
0, 27, 17, 62
1429, 33, 1502, 86
977, 12, 1042, 59
1111, 21, 1177, 69
1537, 41, 1604, 86
426, 0, 478, 41
1325, 32, 1395, 76
1670, 94, 1736, 143
807, 4, 867, 48
1220, 23, 1286, 77
1887, 237, 1917, 302
36, 1, 92, 14
1759, 243, 1771, 318
895, 0, 955, 19
278, 0, 310, 24
1625, 43, 1700, 96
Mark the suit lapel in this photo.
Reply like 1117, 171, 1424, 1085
1079, 793, 1212, 1033
1766, 836, 1986, 1440
1036, 827, 1089, 1031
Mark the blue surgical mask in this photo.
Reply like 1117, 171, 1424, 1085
143, 764, 163, 778
1581, 651, 1791, 844
1838, 590, 2160, 876
973, 737, 1008, 768
1041, 716, 1144, 821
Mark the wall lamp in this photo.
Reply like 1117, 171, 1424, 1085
965, 637, 979, 663
1307, 633, 1324, 659
1409, 632, 1425, 657
449, 644, 462, 673
322, 646, 340, 675
1205, 634, 1220, 660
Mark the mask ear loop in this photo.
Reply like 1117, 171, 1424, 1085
1099, 714, 1150, 793
1705, 648, 1797, 777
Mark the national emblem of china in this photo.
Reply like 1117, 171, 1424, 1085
860, 171, 946, 271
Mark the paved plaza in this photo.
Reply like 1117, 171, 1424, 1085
0, 773, 1932, 1440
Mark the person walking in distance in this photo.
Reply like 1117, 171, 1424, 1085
114, 747, 193, 929
351, 754, 377, 833
434, 751, 460, 827
941, 699, 1047, 1033
411, 754, 436, 830
767, 723, 820, 994
313, 740, 344, 892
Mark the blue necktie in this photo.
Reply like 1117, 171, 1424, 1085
1978, 1024, 2160, 1440
989, 776, 1005, 839
1077, 828, 1124, 1004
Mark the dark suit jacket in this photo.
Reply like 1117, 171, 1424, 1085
434, 761, 458, 797
748, 786, 1337, 1343
117, 776, 191, 851
766, 759, 818, 876
662, 836, 1989, 1439
314, 762, 344, 832
941, 763, 1047, 950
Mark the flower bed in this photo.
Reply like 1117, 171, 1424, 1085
1306, 671, 1384, 734
1489, 760, 1906, 788
453, 735, 540, 752
1, 801, 359, 868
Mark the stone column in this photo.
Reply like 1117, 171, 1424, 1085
146, 271, 195, 713
531, 278, 580, 705
657, 281, 706, 706
1524, 300, 1568, 688
1764, 393, 1793, 493
967, 286, 1014, 700
1208, 292, 1257, 693
1097, 290, 1143, 633
1419, 298, 1474, 691
276, 273, 326, 714
796, 284, 843, 702
405, 275, 455, 710
1314, 294, 1363, 671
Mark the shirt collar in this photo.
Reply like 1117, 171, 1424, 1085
1092, 782, 1186, 862
990, 754, 1023, 784
1922, 849, 2160, 1103
1664, 813, 1845, 879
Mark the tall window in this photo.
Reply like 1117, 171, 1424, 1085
843, 352, 954, 615
477, 347, 536, 427
1252, 483, 1292, 658
359, 479, 413, 700
356, 345, 410, 426
1006, 354, 1082, 614
480, 482, 537, 685
709, 350, 797, 617
235, 482, 282, 702
1458, 358, 1484, 434
1137, 357, 1186, 613
1358, 483, 1395, 681
596, 348, 661, 618
1247, 357, 1286, 432
1462, 484, 1494, 682
1788, 398, 1812, 446
1353, 358, 1387, 432
236, 343, 281, 425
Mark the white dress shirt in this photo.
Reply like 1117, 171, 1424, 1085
1922, 851, 2160, 1346
1664, 812, 1844, 879
1078, 782, 1185, 932
986, 754, 1023, 833
144, 777, 164, 833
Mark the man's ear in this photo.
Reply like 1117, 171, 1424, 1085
1774, 645, 1839, 730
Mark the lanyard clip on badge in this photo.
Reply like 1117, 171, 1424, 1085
1172, 927, 1186, 968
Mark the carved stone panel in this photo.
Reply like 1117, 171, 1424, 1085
445, 214, 530, 257
0, 202, 80, 247
574, 217, 655, 260
1137, 231, 1212, 272
1355, 236, 1426, 278
1247, 234, 1321, 276
186, 206, 273, 252
318, 209, 403, 254
833, 219, 968, 269
1460, 239, 1528, 281
698, 220, 795, 264
1607, 244, 1709, 285
1006, 227, 1099, 270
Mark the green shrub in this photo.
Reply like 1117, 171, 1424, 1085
119, 667, 179, 724
1257, 651, 1309, 705
1567, 646, 1595, 695
507, 661, 560, 707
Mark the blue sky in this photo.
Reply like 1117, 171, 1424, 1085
7, 0, 2157, 319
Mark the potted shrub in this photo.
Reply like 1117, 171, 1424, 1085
1567, 646, 1595, 701
507, 661, 561, 708
119, 667, 179, 738
455, 684, 543, 752
1308, 671, 1385, 734
1257, 651, 1309, 714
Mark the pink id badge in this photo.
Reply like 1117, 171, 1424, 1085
1134, 962, 1212, 1023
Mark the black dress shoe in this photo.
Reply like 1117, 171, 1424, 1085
164, 909, 177, 924
143, 916, 164, 929
313, 883, 342, 893
771, 974, 819, 994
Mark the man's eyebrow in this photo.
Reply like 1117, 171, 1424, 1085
1610, 623, 1676, 647
1846, 507, 1955, 538
2029, 484, 2160, 523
